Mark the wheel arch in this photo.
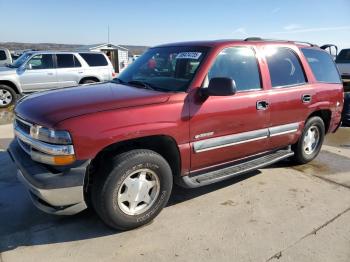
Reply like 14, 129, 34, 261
0, 80, 21, 94
79, 76, 101, 84
86, 135, 182, 192
307, 109, 332, 133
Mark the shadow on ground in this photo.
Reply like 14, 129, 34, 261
0, 150, 260, 253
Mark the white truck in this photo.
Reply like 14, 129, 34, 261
0, 49, 12, 67
336, 49, 350, 83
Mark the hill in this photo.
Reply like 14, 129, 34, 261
0, 42, 149, 56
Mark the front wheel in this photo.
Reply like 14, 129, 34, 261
92, 149, 173, 230
0, 85, 16, 108
292, 116, 325, 164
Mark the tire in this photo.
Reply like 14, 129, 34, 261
92, 149, 173, 230
81, 79, 97, 84
0, 85, 16, 108
292, 116, 325, 164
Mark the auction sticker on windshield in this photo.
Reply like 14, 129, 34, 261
176, 52, 202, 59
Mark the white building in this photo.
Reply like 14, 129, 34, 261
77, 43, 128, 73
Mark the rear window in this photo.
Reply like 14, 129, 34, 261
302, 48, 341, 84
79, 53, 108, 66
56, 54, 81, 68
336, 49, 350, 63
0, 50, 6, 61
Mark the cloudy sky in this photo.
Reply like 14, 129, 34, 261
1, 0, 349, 49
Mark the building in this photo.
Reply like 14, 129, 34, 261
77, 43, 128, 73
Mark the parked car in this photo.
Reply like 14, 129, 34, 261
0, 51, 115, 107
336, 49, 350, 83
0, 48, 12, 67
8, 38, 343, 230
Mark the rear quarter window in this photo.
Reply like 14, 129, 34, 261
0, 50, 6, 61
302, 48, 341, 84
79, 53, 108, 67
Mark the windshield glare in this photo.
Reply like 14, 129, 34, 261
115, 46, 208, 92
11, 52, 33, 68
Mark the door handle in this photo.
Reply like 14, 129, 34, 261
302, 94, 312, 103
47, 72, 54, 76
256, 100, 269, 110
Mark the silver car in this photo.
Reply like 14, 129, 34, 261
0, 51, 115, 107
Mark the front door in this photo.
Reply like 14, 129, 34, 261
19, 54, 57, 91
189, 46, 270, 171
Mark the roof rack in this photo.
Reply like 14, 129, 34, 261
243, 37, 317, 47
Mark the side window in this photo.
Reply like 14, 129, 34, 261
57, 54, 75, 68
27, 54, 54, 69
302, 48, 341, 83
0, 51, 6, 61
265, 47, 306, 88
73, 55, 81, 67
208, 47, 261, 91
79, 53, 108, 67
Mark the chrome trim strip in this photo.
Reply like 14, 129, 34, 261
193, 122, 300, 153
15, 116, 33, 128
269, 123, 299, 137
14, 126, 74, 156
194, 128, 269, 153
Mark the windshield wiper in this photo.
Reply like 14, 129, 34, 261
127, 80, 156, 91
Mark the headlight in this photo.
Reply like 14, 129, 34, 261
30, 125, 72, 145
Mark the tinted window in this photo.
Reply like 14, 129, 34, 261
79, 53, 108, 66
208, 47, 261, 91
265, 47, 306, 87
336, 49, 350, 63
57, 54, 75, 68
302, 48, 341, 84
73, 55, 81, 67
0, 50, 6, 61
27, 54, 54, 69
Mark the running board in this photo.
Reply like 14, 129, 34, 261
178, 149, 294, 188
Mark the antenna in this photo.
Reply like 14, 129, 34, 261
107, 25, 110, 44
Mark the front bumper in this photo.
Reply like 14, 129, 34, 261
8, 139, 89, 215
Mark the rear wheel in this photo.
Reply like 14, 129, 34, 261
81, 79, 98, 84
292, 116, 325, 164
92, 149, 173, 230
0, 85, 16, 108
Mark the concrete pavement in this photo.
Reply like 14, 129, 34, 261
0, 123, 349, 262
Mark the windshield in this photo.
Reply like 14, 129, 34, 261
114, 46, 208, 92
10, 52, 33, 68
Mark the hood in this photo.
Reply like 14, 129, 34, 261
0, 66, 16, 75
15, 82, 170, 127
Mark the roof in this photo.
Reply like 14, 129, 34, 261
77, 43, 128, 51
154, 38, 319, 49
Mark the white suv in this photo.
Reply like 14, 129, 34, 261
0, 51, 115, 107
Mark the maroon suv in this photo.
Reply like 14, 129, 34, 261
8, 38, 343, 230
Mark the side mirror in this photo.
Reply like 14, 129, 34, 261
26, 63, 32, 70
200, 77, 236, 97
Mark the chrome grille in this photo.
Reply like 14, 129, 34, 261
14, 117, 32, 135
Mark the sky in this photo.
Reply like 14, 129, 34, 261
1, 0, 350, 49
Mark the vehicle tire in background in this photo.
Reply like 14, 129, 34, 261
292, 116, 325, 164
81, 79, 98, 85
0, 85, 16, 108
92, 149, 173, 230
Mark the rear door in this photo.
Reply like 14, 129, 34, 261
55, 54, 82, 88
261, 46, 312, 149
190, 46, 270, 171
19, 54, 58, 91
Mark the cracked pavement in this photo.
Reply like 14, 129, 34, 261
0, 120, 349, 262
